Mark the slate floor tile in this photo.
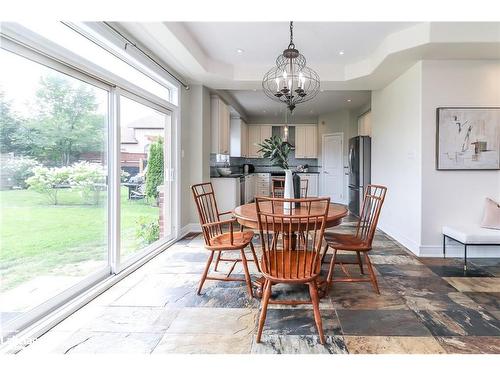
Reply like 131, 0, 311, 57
464, 292, 500, 310
153, 333, 252, 354
384, 276, 458, 295
54, 331, 164, 354
436, 336, 500, 354
344, 335, 446, 354
413, 308, 500, 336
336, 309, 431, 336
427, 264, 493, 277
375, 264, 436, 278
258, 308, 342, 336
77, 307, 179, 333
251, 334, 348, 354
443, 277, 500, 292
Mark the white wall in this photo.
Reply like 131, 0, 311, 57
420, 60, 500, 255
371, 59, 500, 257
180, 85, 211, 229
371, 62, 423, 253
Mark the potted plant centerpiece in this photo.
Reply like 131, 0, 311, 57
258, 135, 300, 211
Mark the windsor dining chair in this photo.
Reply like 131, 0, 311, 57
254, 196, 330, 344
271, 177, 285, 198
191, 182, 260, 298
322, 185, 387, 294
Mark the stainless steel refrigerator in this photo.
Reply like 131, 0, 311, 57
348, 136, 371, 216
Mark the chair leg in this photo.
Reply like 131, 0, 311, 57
309, 281, 325, 345
321, 244, 329, 264
356, 251, 364, 275
443, 235, 446, 259
249, 241, 261, 273
326, 249, 338, 293
214, 251, 222, 271
198, 251, 214, 295
240, 249, 253, 299
364, 252, 380, 294
256, 280, 272, 343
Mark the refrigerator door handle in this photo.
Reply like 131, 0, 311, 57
348, 147, 354, 174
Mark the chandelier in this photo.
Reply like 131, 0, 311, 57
262, 21, 320, 112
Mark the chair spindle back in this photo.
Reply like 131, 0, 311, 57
355, 184, 387, 246
255, 197, 330, 280
191, 182, 222, 246
300, 179, 309, 198
271, 177, 285, 198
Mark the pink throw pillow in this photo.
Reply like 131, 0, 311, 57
481, 197, 500, 230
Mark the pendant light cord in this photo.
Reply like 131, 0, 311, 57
288, 21, 295, 49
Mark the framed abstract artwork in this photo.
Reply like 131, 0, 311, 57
436, 107, 500, 170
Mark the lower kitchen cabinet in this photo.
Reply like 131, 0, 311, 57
210, 177, 240, 213
298, 173, 318, 197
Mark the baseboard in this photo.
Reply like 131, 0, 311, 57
179, 223, 201, 238
376, 222, 420, 255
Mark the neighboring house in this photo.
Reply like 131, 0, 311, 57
79, 115, 164, 177
119, 115, 164, 177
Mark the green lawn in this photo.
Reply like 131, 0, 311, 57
0, 187, 158, 291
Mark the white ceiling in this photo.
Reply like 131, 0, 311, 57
228, 90, 370, 121
183, 22, 417, 66
117, 21, 500, 91
115, 21, 500, 120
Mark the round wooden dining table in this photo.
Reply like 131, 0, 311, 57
233, 201, 348, 232
233, 201, 348, 297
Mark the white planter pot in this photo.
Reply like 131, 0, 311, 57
283, 169, 294, 213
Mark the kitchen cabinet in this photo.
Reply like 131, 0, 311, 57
211, 177, 240, 213
247, 125, 272, 158
295, 125, 317, 158
254, 173, 270, 197
299, 173, 318, 197
244, 174, 255, 203
211, 95, 231, 155
230, 117, 248, 157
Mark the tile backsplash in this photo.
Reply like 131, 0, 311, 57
210, 152, 319, 176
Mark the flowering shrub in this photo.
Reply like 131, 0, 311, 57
26, 162, 106, 205
2, 156, 40, 189
69, 162, 106, 205
26, 166, 72, 205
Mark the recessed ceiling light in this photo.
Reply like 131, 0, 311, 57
339, 50, 345, 55
309, 110, 314, 114
347, 99, 352, 102
263, 110, 267, 113
253, 88, 257, 91
236, 48, 244, 54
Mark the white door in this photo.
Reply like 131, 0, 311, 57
322, 133, 344, 203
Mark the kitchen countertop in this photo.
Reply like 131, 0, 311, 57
210, 171, 320, 178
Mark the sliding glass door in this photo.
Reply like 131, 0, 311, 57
119, 94, 174, 265
0, 23, 179, 341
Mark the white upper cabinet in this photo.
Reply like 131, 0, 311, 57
230, 117, 248, 157
295, 125, 317, 158
247, 125, 272, 158
211, 95, 231, 155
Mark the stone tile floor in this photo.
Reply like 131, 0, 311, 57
17, 218, 500, 354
